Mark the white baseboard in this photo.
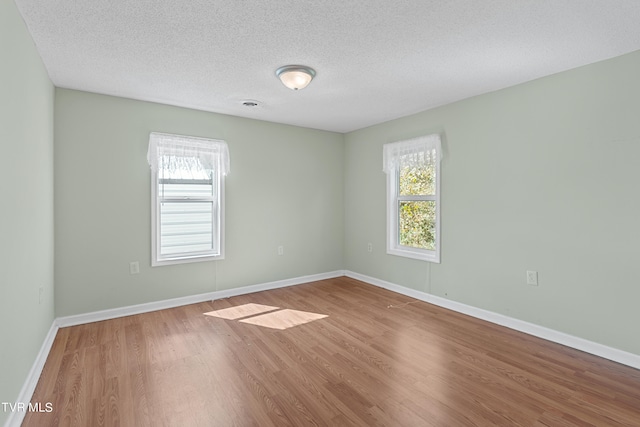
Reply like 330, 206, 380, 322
56, 270, 345, 328
4, 321, 59, 427
344, 270, 640, 370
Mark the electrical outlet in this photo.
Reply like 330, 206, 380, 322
526, 270, 538, 286
367, 243, 373, 253
278, 246, 284, 256
129, 261, 140, 275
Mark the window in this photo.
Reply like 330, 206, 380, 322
147, 132, 230, 266
383, 134, 442, 262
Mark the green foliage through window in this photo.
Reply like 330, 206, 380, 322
399, 158, 435, 196
398, 159, 436, 250
399, 201, 435, 250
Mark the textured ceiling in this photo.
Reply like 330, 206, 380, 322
14, 0, 640, 133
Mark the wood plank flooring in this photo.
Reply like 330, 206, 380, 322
23, 277, 640, 426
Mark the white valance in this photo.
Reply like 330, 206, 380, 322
147, 132, 230, 177
382, 134, 442, 174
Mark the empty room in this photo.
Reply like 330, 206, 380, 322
2, 1, 640, 426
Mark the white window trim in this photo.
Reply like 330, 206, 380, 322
148, 132, 228, 267
384, 134, 442, 263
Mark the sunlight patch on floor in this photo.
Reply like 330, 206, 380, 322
204, 303, 279, 320
204, 304, 327, 329
239, 309, 328, 330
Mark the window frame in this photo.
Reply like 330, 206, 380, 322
149, 133, 227, 266
385, 136, 441, 263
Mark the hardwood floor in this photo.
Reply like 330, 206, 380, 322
23, 277, 640, 426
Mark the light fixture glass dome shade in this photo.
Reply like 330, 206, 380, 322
276, 65, 316, 90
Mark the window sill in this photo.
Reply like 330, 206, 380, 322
387, 246, 440, 263
152, 253, 224, 267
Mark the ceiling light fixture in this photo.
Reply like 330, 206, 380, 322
275, 65, 316, 90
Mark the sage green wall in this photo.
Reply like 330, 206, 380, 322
54, 89, 344, 317
344, 50, 640, 355
5, 9, 639, 420
0, 0, 55, 424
